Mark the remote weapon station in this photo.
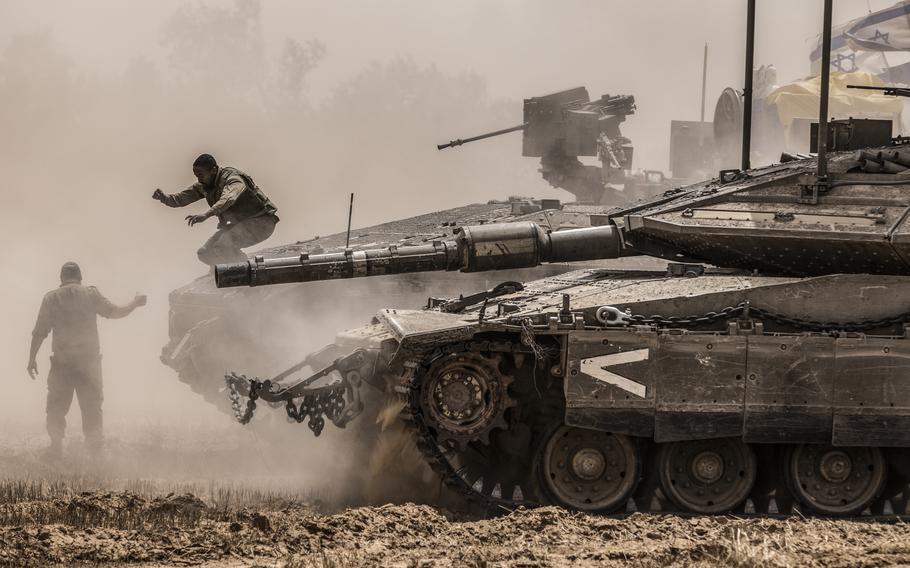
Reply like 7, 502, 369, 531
437, 88, 667, 204
218, 0, 910, 516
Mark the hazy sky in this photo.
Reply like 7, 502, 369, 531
1, 1, 893, 119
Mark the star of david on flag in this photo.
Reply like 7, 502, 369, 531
810, 17, 864, 73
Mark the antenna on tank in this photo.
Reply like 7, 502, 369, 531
345, 193, 355, 249
741, 0, 755, 172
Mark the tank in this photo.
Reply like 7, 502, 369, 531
220, 146, 910, 517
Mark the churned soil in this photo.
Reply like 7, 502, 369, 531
1, 491, 909, 567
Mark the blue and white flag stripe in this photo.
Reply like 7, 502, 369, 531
845, 0, 910, 52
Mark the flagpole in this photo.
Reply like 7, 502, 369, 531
817, 0, 834, 182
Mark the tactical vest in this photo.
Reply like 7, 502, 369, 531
208, 167, 278, 224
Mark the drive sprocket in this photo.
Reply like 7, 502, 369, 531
406, 342, 566, 513
417, 352, 515, 448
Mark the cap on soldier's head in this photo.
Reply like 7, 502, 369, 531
193, 153, 217, 170
60, 262, 82, 283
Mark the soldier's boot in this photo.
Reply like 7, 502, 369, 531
44, 438, 62, 461
84, 430, 105, 461
86, 445, 105, 464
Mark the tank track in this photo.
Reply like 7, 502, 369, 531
401, 340, 554, 516
401, 342, 910, 518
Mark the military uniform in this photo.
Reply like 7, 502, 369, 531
158, 166, 279, 265
31, 283, 127, 451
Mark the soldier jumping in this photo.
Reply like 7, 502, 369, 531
152, 153, 280, 265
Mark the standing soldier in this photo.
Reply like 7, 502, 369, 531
152, 153, 280, 266
27, 262, 146, 458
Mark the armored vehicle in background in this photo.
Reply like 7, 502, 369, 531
221, 146, 910, 517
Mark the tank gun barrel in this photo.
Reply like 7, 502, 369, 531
215, 221, 625, 288
437, 123, 527, 150
846, 84, 910, 98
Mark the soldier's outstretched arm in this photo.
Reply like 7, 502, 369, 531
152, 183, 204, 208
92, 288, 147, 319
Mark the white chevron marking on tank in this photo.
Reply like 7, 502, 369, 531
580, 349, 649, 398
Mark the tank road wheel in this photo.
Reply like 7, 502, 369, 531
785, 444, 886, 516
419, 353, 514, 448
540, 426, 640, 512
658, 438, 756, 514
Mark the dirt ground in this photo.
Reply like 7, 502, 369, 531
0, 424, 909, 568
2, 493, 910, 568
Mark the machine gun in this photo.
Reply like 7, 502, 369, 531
437, 87, 662, 205
437, 124, 527, 150
847, 84, 910, 98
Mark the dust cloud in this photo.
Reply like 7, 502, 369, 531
0, 0, 885, 500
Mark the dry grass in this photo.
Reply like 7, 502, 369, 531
285, 549, 365, 568
0, 476, 319, 531
720, 527, 791, 568
0, 476, 318, 508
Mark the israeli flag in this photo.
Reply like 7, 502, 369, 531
845, 1, 910, 52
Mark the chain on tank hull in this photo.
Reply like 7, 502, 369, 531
226, 268, 910, 517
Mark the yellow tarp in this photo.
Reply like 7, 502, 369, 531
766, 71, 904, 128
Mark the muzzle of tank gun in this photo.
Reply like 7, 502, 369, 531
214, 241, 462, 288
214, 221, 625, 288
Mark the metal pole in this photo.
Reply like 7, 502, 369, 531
742, 0, 756, 171
345, 192, 354, 248
817, 0, 834, 180
700, 43, 708, 147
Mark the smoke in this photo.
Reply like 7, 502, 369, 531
0, 0, 539, 504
